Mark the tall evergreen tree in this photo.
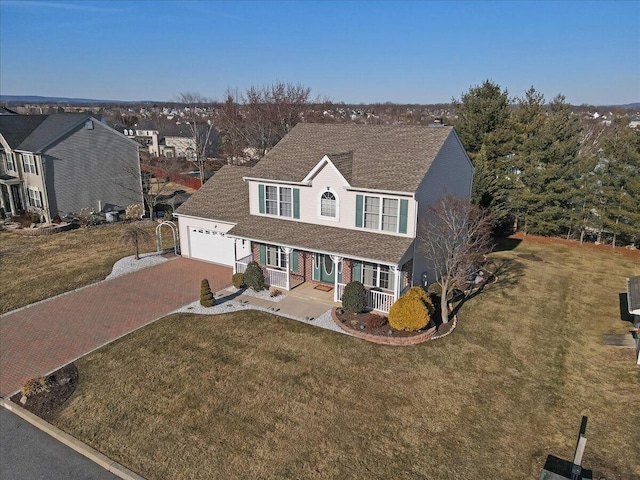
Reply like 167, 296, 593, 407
452, 80, 512, 228
596, 120, 640, 247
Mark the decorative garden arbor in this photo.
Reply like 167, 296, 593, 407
156, 221, 179, 254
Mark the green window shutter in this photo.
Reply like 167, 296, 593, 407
291, 249, 298, 272
258, 184, 265, 214
338, 260, 343, 284
355, 194, 363, 227
293, 188, 300, 219
399, 199, 408, 234
259, 244, 266, 264
353, 261, 362, 282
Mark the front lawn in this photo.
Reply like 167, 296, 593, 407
50, 239, 640, 479
0, 221, 170, 313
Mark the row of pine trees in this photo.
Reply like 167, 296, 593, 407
452, 81, 640, 246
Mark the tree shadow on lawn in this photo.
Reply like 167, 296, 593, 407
492, 237, 522, 252
451, 257, 525, 318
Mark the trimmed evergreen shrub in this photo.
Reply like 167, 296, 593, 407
232, 272, 245, 289
342, 281, 367, 313
243, 261, 266, 291
200, 279, 215, 307
388, 287, 433, 331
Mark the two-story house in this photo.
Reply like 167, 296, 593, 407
0, 113, 143, 222
174, 124, 473, 312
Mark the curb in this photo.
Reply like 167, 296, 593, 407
0, 398, 145, 480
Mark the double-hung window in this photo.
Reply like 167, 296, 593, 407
22, 154, 37, 174
357, 194, 408, 234
4, 152, 16, 172
265, 186, 278, 215
28, 187, 43, 208
263, 185, 293, 218
361, 262, 395, 290
279, 187, 292, 217
381, 198, 399, 232
265, 245, 286, 268
363, 196, 380, 229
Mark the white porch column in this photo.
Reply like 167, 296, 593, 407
393, 265, 402, 302
330, 255, 342, 302
282, 247, 292, 291
232, 239, 238, 274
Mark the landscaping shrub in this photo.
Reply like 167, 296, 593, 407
243, 261, 266, 291
200, 279, 215, 307
232, 272, 245, 289
427, 282, 442, 297
342, 281, 367, 313
21, 376, 50, 398
388, 287, 433, 331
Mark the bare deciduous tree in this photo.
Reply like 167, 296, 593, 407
178, 92, 216, 185
218, 88, 248, 161
419, 195, 493, 324
243, 81, 312, 157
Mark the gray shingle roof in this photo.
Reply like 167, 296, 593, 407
17, 114, 90, 152
175, 165, 250, 223
0, 115, 49, 149
249, 123, 455, 192
228, 216, 414, 265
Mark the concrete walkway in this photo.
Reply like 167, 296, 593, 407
0, 258, 231, 397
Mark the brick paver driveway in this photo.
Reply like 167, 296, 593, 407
0, 257, 231, 397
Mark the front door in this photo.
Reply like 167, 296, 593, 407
313, 253, 335, 284
10, 184, 23, 212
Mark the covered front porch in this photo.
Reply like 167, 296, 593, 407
233, 245, 409, 313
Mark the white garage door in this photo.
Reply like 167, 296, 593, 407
188, 227, 235, 266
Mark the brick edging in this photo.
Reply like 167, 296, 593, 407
0, 399, 145, 480
331, 308, 442, 346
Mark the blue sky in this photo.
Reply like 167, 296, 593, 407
1, 0, 638, 105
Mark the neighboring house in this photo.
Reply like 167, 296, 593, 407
175, 123, 473, 312
626, 275, 640, 365
0, 114, 143, 222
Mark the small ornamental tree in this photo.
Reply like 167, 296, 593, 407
200, 279, 215, 307
243, 261, 266, 291
342, 281, 367, 313
388, 287, 433, 332
119, 225, 152, 260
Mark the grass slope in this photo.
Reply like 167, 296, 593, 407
52, 239, 640, 479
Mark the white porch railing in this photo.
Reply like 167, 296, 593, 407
368, 289, 395, 313
335, 283, 395, 313
235, 254, 252, 274
265, 267, 287, 289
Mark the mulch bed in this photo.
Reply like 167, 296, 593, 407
10, 363, 78, 421
509, 232, 640, 257
335, 308, 455, 340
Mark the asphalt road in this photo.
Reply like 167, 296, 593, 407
0, 407, 118, 480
